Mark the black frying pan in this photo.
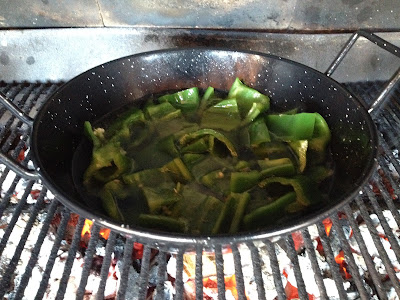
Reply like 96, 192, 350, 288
0, 48, 379, 249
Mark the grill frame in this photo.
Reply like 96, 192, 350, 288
0, 31, 400, 299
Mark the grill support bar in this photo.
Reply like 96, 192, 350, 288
31, 206, 70, 300
302, 229, 329, 299
96, 230, 117, 300
55, 216, 86, 300
76, 224, 101, 299
116, 237, 134, 300
316, 223, 348, 299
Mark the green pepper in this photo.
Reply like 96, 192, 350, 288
100, 180, 149, 223
197, 86, 216, 116
258, 157, 296, 178
138, 214, 189, 233
141, 187, 183, 213
200, 169, 230, 196
122, 168, 175, 189
83, 121, 102, 148
201, 99, 241, 131
243, 191, 296, 229
144, 102, 181, 120
248, 117, 271, 146
181, 137, 209, 154
213, 192, 250, 234
179, 128, 238, 157
158, 87, 200, 113
308, 113, 331, 163
230, 171, 260, 193
105, 108, 146, 141
227, 78, 270, 122
160, 157, 192, 182
265, 113, 316, 142
259, 175, 321, 206
170, 184, 224, 234
289, 140, 308, 173
84, 142, 134, 184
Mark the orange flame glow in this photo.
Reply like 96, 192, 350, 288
81, 219, 111, 240
335, 250, 352, 279
322, 218, 333, 236
203, 274, 249, 300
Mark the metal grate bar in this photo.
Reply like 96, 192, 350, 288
174, 248, 185, 300
155, 250, 168, 300
0, 173, 23, 217
10, 199, 61, 299
330, 212, 369, 298
55, 216, 86, 300
264, 240, 286, 300
116, 237, 134, 300
355, 195, 400, 294
96, 230, 118, 300
195, 244, 203, 300
301, 228, 329, 299
231, 243, 247, 300
0, 187, 47, 297
342, 203, 388, 299
285, 234, 309, 299
246, 242, 266, 300
214, 244, 226, 300
0, 180, 34, 256
76, 223, 101, 299
137, 245, 152, 300
33, 207, 72, 300
316, 222, 348, 299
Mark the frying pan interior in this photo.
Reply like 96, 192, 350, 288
32, 49, 377, 239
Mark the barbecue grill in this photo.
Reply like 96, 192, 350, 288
1, 4, 400, 299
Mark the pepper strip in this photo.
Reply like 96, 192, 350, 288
265, 113, 316, 141
179, 128, 238, 157
243, 192, 296, 229
259, 175, 321, 206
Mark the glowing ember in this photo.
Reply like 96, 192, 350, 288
322, 218, 333, 236
81, 219, 111, 240
203, 274, 248, 300
335, 250, 352, 279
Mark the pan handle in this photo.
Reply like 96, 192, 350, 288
0, 91, 34, 126
0, 91, 39, 180
325, 30, 400, 115
0, 152, 40, 180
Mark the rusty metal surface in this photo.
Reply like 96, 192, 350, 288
0, 0, 399, 30
0, 28, 400, 83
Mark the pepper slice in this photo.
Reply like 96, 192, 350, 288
248, 117, 271, 146
138, 214, 189, 233
230, 171, 260, 193
158, 87, 200, 113
265, 113, 316, 142
227, 78, 270, 123
84, 142, 134, 184
179, 128, 238, 157
243, 191, 296, 229
259, 175, 321, 206
258, 157, 296, 177
201, 98, 241, 131
213, 192, 250, 234
308, 113, 331, 163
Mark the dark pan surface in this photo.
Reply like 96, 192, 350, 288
31, 49, 377, 248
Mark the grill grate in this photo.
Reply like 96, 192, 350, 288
0, 80, 399, 299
